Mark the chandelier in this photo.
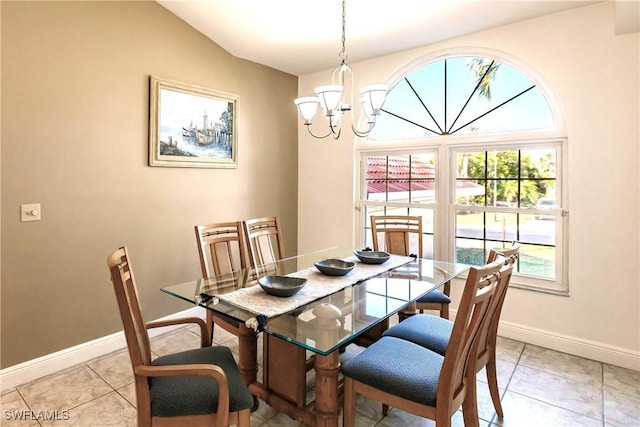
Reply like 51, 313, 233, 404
294, 0, 389, 139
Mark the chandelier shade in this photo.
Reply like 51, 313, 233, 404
294, 0, 388, 139
294, 97, 320, 124
315, 85, 343, 115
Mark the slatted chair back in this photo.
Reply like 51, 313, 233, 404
371, 215, 422, 257
195, 221, 246, 278
195, 221, 248, 338
439, 257, 504, 415
243, 216, 285, 268
107, 247, 152, 368
477, 243, 521, 363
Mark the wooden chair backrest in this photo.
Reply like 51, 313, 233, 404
437, 256, 504, 413
195, 221, 246, 278
107, 247, 152, 368
370, 215, 423, 258
242, 217, 285, 268
478, 243, 521, 361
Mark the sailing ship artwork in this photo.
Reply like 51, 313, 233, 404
149, 77, 238, 168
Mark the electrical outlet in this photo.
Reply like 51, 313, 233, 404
21, 204, 41, 222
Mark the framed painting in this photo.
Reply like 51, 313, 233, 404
149, 76, 238, 168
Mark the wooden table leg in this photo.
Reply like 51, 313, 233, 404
314, 351, 340, 427
237, 324, 260, 410
237, 324, 258, 386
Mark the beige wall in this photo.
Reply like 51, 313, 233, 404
298, 2, 640, 368
1, 1, 298, 368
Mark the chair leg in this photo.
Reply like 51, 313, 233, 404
206, 310, 215, 343
441, 303, 449, 320
237, 408, 251, 427
461, 374, 480, 427
486, 352, 504, 418
343, 377, 356, 427
382, 403, 390, 416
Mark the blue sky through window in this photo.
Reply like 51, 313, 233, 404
369, 57, 553, 140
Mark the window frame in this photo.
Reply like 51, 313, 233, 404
446, 136, 568, 294
355, 52, 569, 294
356, 134, 568, 294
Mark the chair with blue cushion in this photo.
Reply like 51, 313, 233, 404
371, 215, 451, 319
381, 243, 520, 419
107, 247, 253, 427
342, 257, 505, 427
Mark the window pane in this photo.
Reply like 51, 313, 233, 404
455, 238, 485, 266
456, 211, 483, 239
520, 179, 556, 207
520, 243, 555, 279
487, 212, 518, 241
490, 150, 518, 178
520, 216, 556, 245
457, 152, 485, 179
365, 154, 436, 204
456, 180, 486, 205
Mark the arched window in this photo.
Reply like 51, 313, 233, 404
358, 54, 567, 293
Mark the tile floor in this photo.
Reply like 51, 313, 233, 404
2, 318, 639, 427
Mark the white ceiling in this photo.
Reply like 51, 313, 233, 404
157, 0, 603, 76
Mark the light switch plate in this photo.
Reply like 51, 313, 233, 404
21, 204, 41, 222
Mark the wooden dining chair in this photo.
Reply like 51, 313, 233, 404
381, 243, 520, 419
242, 216, 285, 269
341, 256, 505, 427
371, 215, 451, 319
243, 216, 284, 267
107, 246, 253, 427
195, 221, 247, 339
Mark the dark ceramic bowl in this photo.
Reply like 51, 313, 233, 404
258, 275, 307, 297
353, 250, 391, 265
314, 259, 356, 276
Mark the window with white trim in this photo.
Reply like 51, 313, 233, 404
358, 55, 567, 293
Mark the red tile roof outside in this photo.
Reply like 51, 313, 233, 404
365, 155, 484, 202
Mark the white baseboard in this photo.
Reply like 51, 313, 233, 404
2, 309, 638, 393
0, 307, 204, 393
498, 320, 640, 372
443, 308, 640, 372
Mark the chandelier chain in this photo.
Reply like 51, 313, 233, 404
293, 0, 388, 139
339, 0, 347, 64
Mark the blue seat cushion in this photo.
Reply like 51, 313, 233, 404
149, 346, 254, 417
382, 314, 452, 355
341, 336, 443, 406
417, 289, 451, 304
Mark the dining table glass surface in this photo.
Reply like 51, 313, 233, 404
161, 247, 469, 356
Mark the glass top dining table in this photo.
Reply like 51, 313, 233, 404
161, 247, 470, 356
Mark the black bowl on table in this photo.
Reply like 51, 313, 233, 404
258, 275, 307, 297
353, 250, 391, 265
314, 259, 356, 276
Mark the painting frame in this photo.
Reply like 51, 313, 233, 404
149, 76, 239, 168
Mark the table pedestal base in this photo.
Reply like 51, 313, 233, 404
238, 325, 341, 427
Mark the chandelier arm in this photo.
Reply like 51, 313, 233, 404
351, 120, 376, 138
305, 124, 335, 139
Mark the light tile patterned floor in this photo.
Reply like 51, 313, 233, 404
2, 320, 639, 427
